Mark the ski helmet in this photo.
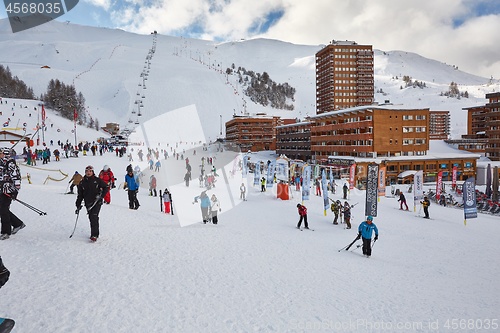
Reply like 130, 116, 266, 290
103, 165, 109, 171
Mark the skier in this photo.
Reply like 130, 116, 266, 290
421, 196, 431, 219
343, 183, 348, 199
124, 165, 140, 210
193, 190, 211, 223
98, 165, 115, 204
315, 178, 321, 196
356, 216, 379, 257
0, 147, 25, 240
240, 183, 246, 201
210, 194, 221, 224
331, 200, 342, 225
296, 203, 309, 229
398, 192, 409, 210
68, 171, 83, 194
261, 177, 266, 192
149, 175, 157, 197
162, 188, 171, 214
343, 201, 352, 229
75, 165, 109, 242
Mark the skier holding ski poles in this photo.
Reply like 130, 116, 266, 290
356, 216, 378, 258
75, 165, 108, 242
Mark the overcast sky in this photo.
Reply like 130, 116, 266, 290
1, 0, 499, 78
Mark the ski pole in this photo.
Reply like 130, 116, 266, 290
69, 210, 80, 238
350, 244, 362, 252
14, 198, 47, 216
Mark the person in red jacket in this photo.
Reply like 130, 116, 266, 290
98, 165, 115, 204
296, 203, 309, 229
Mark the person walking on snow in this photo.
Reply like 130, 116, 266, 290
75, 165, 109, 242
193, 191, 211, 223
210, 194, 221, 224
98, 165, 115, 204
149, 175, 157, 197
68, 171, 83, 194
331, 200, 342, 225
421, 196, 431, 219
343, 183, 348, 199
0, 147, 25, 240
356, 215, 379, 257
124, 165, 140, 210
343, 201, 352, 229
296, 203, 309, 229
398, 192, 409, 210
240, 183, 246, 201
162, 188, 172, 214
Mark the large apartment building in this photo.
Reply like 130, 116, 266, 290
429, 111, 450, 140
308, 106, 430, 161
316, 40, 374, 114
225, 115, 294, 152
463, 92, 500, 160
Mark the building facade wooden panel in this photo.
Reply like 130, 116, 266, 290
276, 122, 312, 161
463, 92, 500, 160
308, 106, 430, 161
225, 116, 291, 152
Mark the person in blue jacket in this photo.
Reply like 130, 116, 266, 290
357, 215, 379, 257
193, 190, 211, 223
124, 165, 140, 210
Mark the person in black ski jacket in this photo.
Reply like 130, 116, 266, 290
75, 165, 108, 241
0, 147, 25, 240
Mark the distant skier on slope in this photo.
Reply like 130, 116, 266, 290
296, 203, 309, 229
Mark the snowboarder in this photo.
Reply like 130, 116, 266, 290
124, 165, 140, 210
421, 196, 431, 219
356, 215, 379, 257
194, 191, 211, 223
398, 192, 409, 210
296, 203, 309, 229
210, 194, 221, 224
343, 201, 352, 229
98, 165, 115, 204
162, 188, 171, 214
75, 165, 109, 242
0, 147, 25, 240
68, 171, 83, 194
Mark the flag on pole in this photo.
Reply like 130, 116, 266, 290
413, 170, 424, 211
462, 177, 477, 225
301, 164, 311, 201
321, 170, 329, 215
365, 163, 379, 217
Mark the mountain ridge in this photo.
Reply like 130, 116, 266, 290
0, 18, 499, 140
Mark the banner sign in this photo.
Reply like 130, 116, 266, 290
463, 177, 477, 220
365, 163, 379, 217
301, 164, 311, 201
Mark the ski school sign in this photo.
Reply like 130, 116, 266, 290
365, 163, 379, 217
462, 177, 477, 224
